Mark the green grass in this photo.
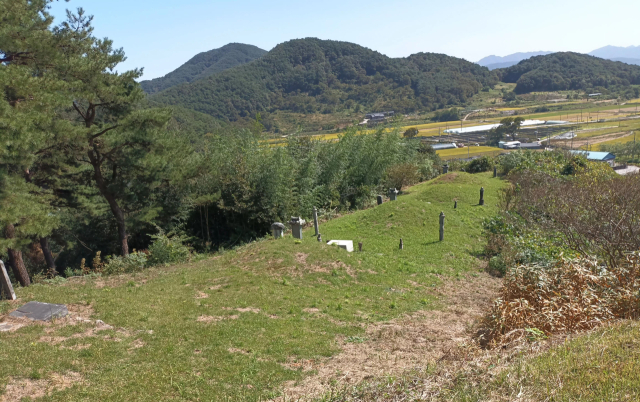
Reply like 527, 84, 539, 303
0, 172, 504, 401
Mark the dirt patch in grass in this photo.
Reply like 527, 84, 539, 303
197, 315, 239, 323
295, 253, 309, 265
273, 272, 501, 401
1, 372, 83, 402
431, 173, 459, 184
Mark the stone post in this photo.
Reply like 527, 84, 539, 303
317, 233, 322, 242
493, 166, 497, 178
358, 242, 363, 252
439, 212, 445, 242
479, 187, 485, 206
271, 223, 285, 239
0, 260, 16, 301
289, 217, 306, 240
388, 188, 399, 201
313, 207, 320, 237
377, 195, 383, 205
454, 200, 457, 209
399, 239, 404, 250
443, 164, 449, 174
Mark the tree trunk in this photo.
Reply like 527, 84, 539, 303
39, 237, 57, 275
89, 153, 129, 256
5, 224, 30, 287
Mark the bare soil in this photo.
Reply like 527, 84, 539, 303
272, 273, 501, 401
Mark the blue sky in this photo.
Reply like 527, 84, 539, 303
49, 0, 640, 81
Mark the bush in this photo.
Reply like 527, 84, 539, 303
147, 229, 191, 266
403, 127, 419, 138
102, 252, 148, 275
385, 163, 420, 191
464, 156, 492, 173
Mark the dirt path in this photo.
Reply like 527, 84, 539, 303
273, 273, 501, 401
560, 131, 633, 149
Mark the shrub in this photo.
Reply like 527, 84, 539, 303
464, 156, 493, 173
483, 254, 640, 345
403, 127, 419, 138
147, 229, 191, 266
102, 252, 148, 275
385, 163, 420, 191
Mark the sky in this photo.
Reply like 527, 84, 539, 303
49, 0, 640, 81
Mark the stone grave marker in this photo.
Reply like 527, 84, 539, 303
10, 301, 68, 321
388, 188, 399, 201
377, 195, 383, 205
439, 212, 445, 242
479, 187, 485, 206
290, 217, 306, 240
312, 207, 320, 236
271, 222, 285, 239
327, 240, 354, 252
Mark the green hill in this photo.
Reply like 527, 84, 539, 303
498, 52, 640, 94
0, 172, 504, 401
149, 38, 498, 122
140, 43, 267, 94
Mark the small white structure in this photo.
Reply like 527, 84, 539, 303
498, 141, 521, 149
327, 240, 354, 252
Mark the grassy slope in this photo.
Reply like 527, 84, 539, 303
0, 173, 503, 401
451, 322, 640, 401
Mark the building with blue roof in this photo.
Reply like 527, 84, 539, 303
569, 150, 616, 166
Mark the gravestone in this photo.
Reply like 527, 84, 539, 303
439, 212, 445, 242
290, 217, 306, 240
10, 301, 68, 321
454, 200, 457, 209
312, 207, 320, 236
271, 222, 285, 239
443, 164, 449, 174
377, 195, 383, 205
493, 166, 497, 178
0, 260, 16, 301
388, 188, 399, 201
399, 238, 404, 250
327, 240, 354, 252
479, 187, 485, 206
358, 242, 363, 252
317, 233, 322, 242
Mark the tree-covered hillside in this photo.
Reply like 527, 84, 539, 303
498, 52, 640, 94
140, 43, 266, 94
150, 38, 498, 121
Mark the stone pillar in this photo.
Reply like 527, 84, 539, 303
493, 166, 497, 178
289, 217, 306, 240
313, 207, 320, 237
443, 164, 449, 174
358, 242, 363, 252
388, 188, 399, 201
454, 200, 457, 209
399, 239, 404, 250
271, 223, 285, 239
439, 212, 445, 242
479, 187, 485, 206
377, 195, 383, 205
0, 260, 16, 301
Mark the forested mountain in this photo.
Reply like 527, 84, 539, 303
150, 38, 498, 121
140, 43, 266, 94
497, 52, 640, 93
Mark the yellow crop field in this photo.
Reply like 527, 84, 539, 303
436, 146, 503, 160
592, 133, 638, 150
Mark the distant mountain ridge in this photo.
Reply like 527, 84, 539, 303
477, 51, 553, 69
478, 46, 640, 69
589, 45, 640, 60
140, 43, 267, 94
149, 38, 498, 123
497, 52, 640, 94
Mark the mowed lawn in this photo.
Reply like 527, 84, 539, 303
0, 173, 504, 401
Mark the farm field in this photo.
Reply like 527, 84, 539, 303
0, 173, 505, 402
437, 146, 503, 160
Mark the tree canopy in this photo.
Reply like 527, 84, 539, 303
498, 52, 640, 94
